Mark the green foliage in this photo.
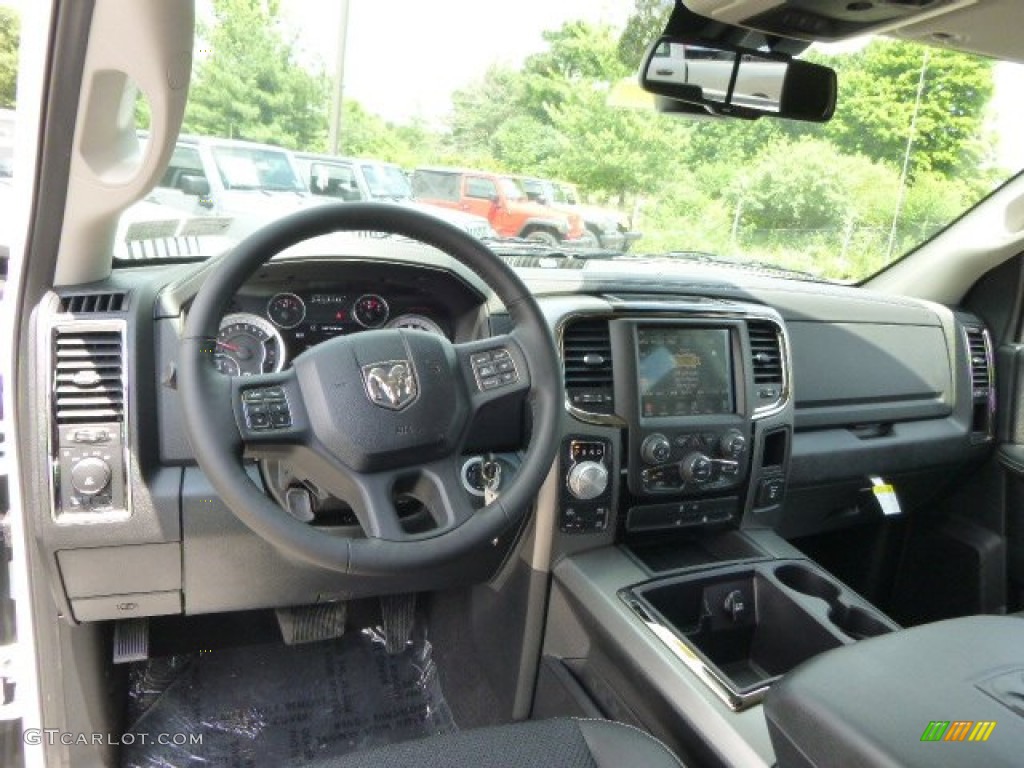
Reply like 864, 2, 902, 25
183, 0, 328, 150
617, 0, 672, 70
122, 0, 1002, 279
0, 6, 20, 109
811, 39, 995, 178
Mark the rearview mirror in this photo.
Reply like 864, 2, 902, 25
640, 36, 836, 122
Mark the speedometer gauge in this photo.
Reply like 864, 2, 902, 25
215, 313, 286, 376
267, 292, 306, 329
386, 313, 446, 337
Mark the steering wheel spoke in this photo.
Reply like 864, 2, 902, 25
456, 333, 532, 413
230, 369, 307, 453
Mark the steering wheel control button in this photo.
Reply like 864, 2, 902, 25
472, 347, 519, 391
70, 457, 112, 496
242, 386, 291, 430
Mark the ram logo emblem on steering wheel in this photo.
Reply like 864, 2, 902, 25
361, 360, 418, 410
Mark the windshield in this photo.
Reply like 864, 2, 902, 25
93, 0, 1023, 279
361, 162, 412, 199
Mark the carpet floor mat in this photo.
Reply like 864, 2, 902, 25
121, 628, 455, 767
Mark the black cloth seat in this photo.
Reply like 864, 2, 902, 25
317, 717, 685, 768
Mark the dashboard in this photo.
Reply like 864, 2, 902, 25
29, 248, 998, 620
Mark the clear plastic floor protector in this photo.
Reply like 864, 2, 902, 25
122, 627, 455, 767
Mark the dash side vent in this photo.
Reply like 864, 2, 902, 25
964, 325, 994, 441
562, 317, 614, 416
52, 328, 125, 424
59, 292, 127, 314
965, 327, 992, 396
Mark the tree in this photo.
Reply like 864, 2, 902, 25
0, 6, 20, 109
618, 0, 673, 70
811, 39, 995, 179
183, 0, 328, 150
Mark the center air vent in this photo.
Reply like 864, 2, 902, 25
52, 327, 126, 423
562, 317, 614, 416
747, 320, 786, 414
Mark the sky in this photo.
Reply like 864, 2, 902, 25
3, 0, 1023, 168
280, 0, 632, 125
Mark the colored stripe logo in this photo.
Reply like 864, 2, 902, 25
921, 721, 996, 742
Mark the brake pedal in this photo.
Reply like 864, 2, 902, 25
113, 618, 149, 664
380, 594, 416, 654
276, 602, 348, 645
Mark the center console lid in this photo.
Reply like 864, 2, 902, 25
765, 616, 1024, 768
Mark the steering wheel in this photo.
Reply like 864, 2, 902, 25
178, 203, 561, 575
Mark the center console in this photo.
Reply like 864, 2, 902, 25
558, 300, 792, 538
543, 299, 899, 767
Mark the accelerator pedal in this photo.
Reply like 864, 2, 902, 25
275, 602, 348, 645
113, 618, 149, 664
380, 594, 416, 654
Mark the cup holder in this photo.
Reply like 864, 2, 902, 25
774, 564, 841, 603
829, 604, 890, 640
774, 563, 891, 641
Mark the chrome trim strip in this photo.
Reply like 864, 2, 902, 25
47, 316, 132, 525
621, 593, 771, 712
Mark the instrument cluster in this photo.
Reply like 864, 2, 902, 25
214, 290, 449, 376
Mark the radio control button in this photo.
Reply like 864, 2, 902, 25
641, 434, 672, 464
680, 453, 714, 484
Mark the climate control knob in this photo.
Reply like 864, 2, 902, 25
568, 461, 609, 500
719, 430, 747, 459
641, 434, 672, 465
680, 453, 714, 484
70, 457, 111, 496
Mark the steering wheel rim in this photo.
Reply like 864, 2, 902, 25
178, 202, 562, 576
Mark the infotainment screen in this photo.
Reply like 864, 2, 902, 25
637, 327, 733, 417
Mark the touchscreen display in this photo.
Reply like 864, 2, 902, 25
637, 328, 733, 417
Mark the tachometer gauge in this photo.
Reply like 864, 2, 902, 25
267, 292, 306, 329
386, 313, 446, 337
215, 313, 286, 376
352, 294, 390, 328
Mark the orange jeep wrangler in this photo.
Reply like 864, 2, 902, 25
411, 167, 588, 245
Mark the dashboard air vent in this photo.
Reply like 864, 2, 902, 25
52, 328, 125, 423
748, 320, 786, 413
59, 292, 127, 314
965, 327, 992, 397
748, 321, 783, 384
563, 317, 614, 415
964, 326, 994, 441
